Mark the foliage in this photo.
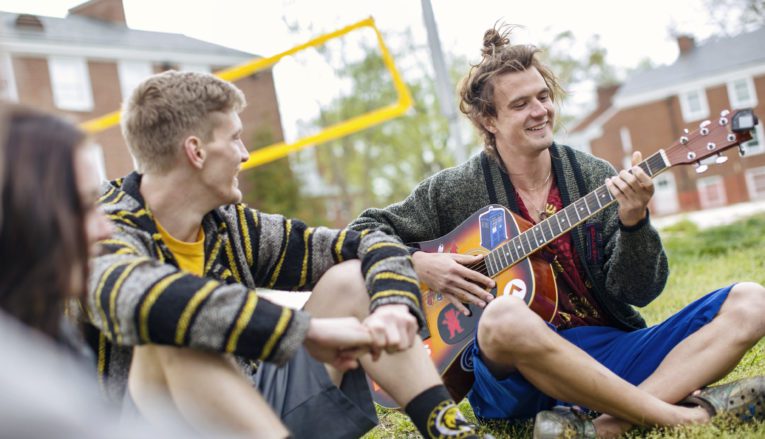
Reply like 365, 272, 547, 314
305, 35, 461, 224
702, 0, 765, 36
240, 128, 326, 223
366, 214, 765, 438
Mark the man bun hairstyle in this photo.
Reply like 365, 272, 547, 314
458, 24, 563, 159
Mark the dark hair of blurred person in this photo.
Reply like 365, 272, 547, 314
0, 105, 112, 341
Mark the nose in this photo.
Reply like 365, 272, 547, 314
239, 142, 249, 163
530, 99, 547, 117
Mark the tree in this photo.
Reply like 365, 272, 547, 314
703, 0, 765, 36
241, 127, 326, 224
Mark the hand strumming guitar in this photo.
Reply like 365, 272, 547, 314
412, 252, 495, 316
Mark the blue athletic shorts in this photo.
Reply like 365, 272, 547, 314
467, 284, 734, 420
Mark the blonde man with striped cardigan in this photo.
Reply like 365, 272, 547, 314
85, 71, 484, 439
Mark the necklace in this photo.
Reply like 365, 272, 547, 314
515, 170, 554, 222
514, 169, 552, 192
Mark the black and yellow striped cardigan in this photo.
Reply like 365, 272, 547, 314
85, 172, 424, 402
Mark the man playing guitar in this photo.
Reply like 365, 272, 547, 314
351, 24, 765, 438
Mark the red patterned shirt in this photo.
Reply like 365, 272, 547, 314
515, 178, 611, 329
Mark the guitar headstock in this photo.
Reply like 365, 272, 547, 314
664, 109, 759, 172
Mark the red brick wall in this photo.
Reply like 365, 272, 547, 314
9, 55, 284, 179
588, 74, 765, 216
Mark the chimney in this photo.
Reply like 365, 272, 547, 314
677, 35, 695, 56
14, 14, 44, 30
596, 84, 620, 108
68, 0, 126, 26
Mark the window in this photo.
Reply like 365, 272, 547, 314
118, 60, 153, 101
726, 77, 757, 109
178, 63, 211, 73
679, 88, 709, 123
619, 127, 632, 154
48, 57, 93, 111
742, 123, 764, 157
652, 172, 679, 215
0, 53, 18, 101
697, 175, 727, 209
745, 166, 765, 200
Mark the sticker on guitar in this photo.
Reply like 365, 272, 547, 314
503, 278, 528, 301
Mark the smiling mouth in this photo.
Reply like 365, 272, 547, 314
527, 121, 548, 131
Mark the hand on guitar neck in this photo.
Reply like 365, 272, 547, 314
605, 151, 654, 227
412, 251, 496, 316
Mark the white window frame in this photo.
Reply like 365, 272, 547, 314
696, 175, 727, 209
178, 63, 211, 73
48, 56, 94, 112
742, 123, 764, 157
651, 172, 680, 215
117, 60, 153, 101
619, 126, 633, 154
726, 76, 757, 109
679, 88, 710, 123
0, 53, 18, 102
745, 166, 765, 200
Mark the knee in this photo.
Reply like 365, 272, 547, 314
478, 295, 546, 358
312, 260, 369, 316
724, 282, 765, 337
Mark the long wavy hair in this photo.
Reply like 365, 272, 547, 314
0, 105, 89, 339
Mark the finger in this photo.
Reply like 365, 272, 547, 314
450, 280, 488, 307
606, 175, 629, 199
631, 151, 643, 166
459, 265, 496, 291
451, 253, 483, 264
445, 293, 471, 315
385, 326, 402, 351
618, 169, 638, 188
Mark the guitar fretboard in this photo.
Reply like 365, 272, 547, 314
484, 150, 669, 276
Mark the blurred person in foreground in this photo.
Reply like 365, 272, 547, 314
350, 25, 765, 438
0, 104, 216, 439
84, 70, 485, 439
0, 104, 112, 353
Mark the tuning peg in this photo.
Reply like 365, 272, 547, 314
720, 109, 730, 117
695, 162, 708, 173
715, 153, 728, 164
699, 120, 711, 135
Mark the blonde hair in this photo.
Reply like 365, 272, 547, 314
121, 70, 246, 173
458, 25, 563, 159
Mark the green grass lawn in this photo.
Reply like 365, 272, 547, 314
365, 213, 765, 438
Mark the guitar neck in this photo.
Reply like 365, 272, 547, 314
484, 150, 670, 276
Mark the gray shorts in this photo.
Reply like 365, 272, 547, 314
253, 347, 378, 439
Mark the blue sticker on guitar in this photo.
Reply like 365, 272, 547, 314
479, 207, 507, 250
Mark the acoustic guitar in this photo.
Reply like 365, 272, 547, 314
368, 108, 759, 408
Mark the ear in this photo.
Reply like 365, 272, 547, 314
182, 136, 205, 169
482, 117, 497, 134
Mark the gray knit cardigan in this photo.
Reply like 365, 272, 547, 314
350, 144, 669, 330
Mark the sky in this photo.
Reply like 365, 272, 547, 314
0, 0, 725, 141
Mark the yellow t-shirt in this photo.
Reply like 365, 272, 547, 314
156, 221, 205, 276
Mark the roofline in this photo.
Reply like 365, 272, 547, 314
0, 38, 254, 65
614, 62, 765, 110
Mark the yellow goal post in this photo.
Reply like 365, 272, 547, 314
79, 17, 413, 170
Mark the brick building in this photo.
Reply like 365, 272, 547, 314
564, 28, 765, 216
0, 0, 284, 180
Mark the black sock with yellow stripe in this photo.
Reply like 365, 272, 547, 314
404, 385, 480, 439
